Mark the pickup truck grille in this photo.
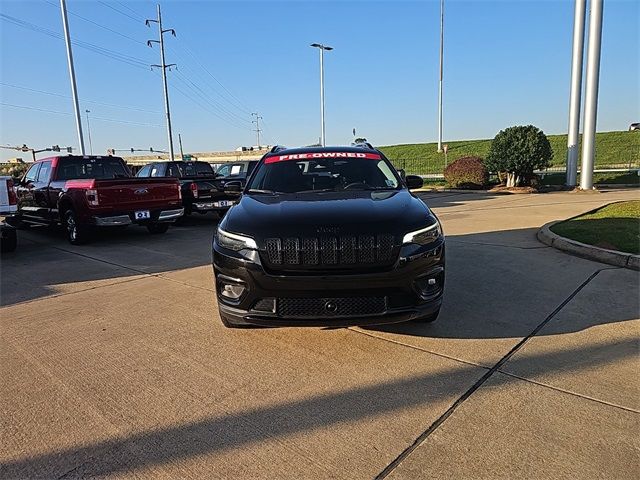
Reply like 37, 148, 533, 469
263, 234, 395, 268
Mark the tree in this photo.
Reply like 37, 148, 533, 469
485, 125, 553, 187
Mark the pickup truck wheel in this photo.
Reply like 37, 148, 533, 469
412, 308, 440, 324
64, 210, 91, 245
147, 223, 169, 234
1, 227, 17, 253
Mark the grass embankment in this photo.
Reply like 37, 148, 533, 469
550, 201, 640, 254
379, 131, 640, 175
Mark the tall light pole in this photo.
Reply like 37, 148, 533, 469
437, 0, 444, 153
146, 5, 177, 161
580, 0, 604, 190
566, 0, 587, 187
59, 0, 85, 155
310, 43, 333, 147
85, 109, 93, 155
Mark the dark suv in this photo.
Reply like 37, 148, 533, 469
212, 145, 445, 328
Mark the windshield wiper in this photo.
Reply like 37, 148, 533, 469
248, 189, 279, 194
295, 188, 335, 193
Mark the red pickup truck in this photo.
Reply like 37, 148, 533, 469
15, 155, 183, 244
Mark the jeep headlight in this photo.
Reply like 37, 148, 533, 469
402, 221, 442, 246
216, 227, 257, 251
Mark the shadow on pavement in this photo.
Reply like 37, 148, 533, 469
0, 338, 635, 478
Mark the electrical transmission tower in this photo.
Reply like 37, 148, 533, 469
251, 112, 263, 149
146, 5, 176, 161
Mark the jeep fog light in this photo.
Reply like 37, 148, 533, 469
222, 284, 245, 299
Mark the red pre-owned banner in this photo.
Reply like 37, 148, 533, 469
265, 152, 381, 163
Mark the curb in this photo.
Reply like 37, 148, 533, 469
537, 220, 639, 271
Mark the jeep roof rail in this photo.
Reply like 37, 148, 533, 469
270, 145, 287, 153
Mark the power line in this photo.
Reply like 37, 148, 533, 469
169, 75, 248, 130
0, 102, 163, 127
43, 0, 150, 48
0, 82, 162, 114
0, 13, 151, 70
172, 68, 251, 125
97, 1, 142, 24
174, 38, 253, 115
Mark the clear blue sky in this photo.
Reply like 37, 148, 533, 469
0, 0, 638, 161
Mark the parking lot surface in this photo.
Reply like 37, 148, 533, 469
1, 189, 638, 479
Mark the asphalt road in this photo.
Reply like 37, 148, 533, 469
1, 189, 638, 479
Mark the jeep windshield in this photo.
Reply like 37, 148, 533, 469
247, 153, 401, 194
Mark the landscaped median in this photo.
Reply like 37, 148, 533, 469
537, 201, 640, 270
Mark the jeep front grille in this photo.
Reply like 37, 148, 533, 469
276, 296, 387, 318
263, 234, 395, 267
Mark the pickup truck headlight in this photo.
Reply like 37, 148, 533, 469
402, 221, 443, 246
216, 227, 257, 251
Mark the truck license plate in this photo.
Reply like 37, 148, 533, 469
214, 201, 234, 207
135, 210, 151, 220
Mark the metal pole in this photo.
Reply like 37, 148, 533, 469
566, 0, 586, 187
580, 0, 604, 190
157, 4, 175, 161
60, 0, 85, 155
320, 48, 326, 146
437, 0, 444, 153
178, 133, 184, 159
85, 109, 93, 155
252, 113, 262, 148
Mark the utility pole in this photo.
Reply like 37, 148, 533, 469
251, 112, 263, 148
146, 4, 176, 161
178, 133, 184, 159
59, 0, 85, 155
437, 0, 444, 153
566, 0, 587, 187
580, 0, 604, 190
85, 109, 93, 155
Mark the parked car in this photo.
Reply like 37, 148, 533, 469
215, 161, 258, 186
136, 160, 227, 215
0, 176, 18, 252
15, 155, 183, 244
629, 123, 640, 131
212, 145, 445, 328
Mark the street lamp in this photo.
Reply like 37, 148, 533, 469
85, 109, 93, 155
310, 43, 333, 147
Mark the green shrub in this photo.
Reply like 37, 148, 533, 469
485, 125, 553, 187
443, 156, 488, 189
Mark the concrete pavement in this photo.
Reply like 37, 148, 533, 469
1, 189, 638, 479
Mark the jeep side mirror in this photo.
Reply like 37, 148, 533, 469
405, 175, 423, 190
224, 181, 242, 194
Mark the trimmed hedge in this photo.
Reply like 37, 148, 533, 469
443, 156, 489, 189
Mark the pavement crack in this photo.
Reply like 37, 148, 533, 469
374, 267, 607, 479
496, 371, 640, 414
348, 328, 486, 370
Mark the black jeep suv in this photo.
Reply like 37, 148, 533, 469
212, 145, 445, 328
